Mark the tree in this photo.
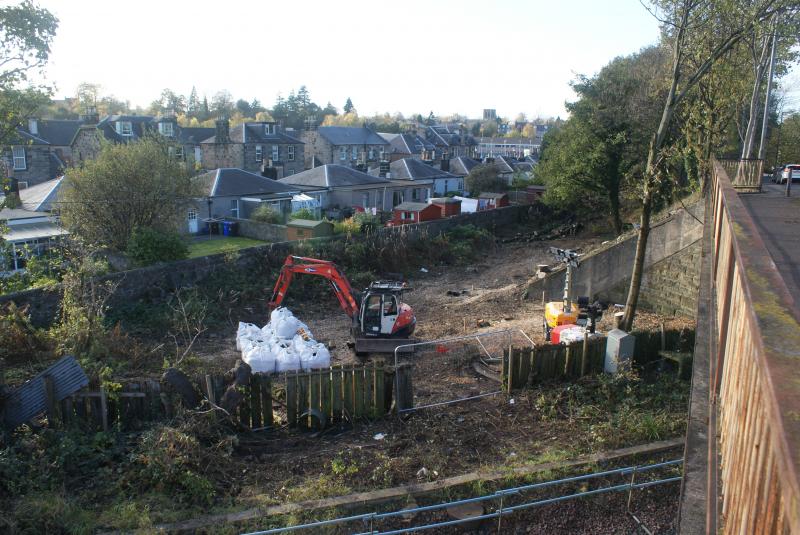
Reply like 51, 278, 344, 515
536, 46, 667, 235
59, 136, 197, 251
235, 98, 253, 117
621, 0, 796, 331
343, 97, 355, 114
465, 164, 507, 196
187, 86, 200, 116
0, 1, 58, 152
211, 90, 233, 117
480, 120, 498, 137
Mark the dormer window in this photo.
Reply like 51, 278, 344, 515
116, 121, 133, 136
159, 121, 174, 137
264, 124, 275, 136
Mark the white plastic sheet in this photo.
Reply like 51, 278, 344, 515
237, 308, 330, 372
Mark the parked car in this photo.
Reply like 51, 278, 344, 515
773, 164, 800, 184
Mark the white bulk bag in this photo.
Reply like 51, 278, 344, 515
236, 322, 261, 351
275, 345, 301, 373
299, 343, 331, 371
244, 344, 277, 374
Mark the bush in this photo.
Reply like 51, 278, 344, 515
289, 208, 319, 221
251, 204, 282, 224
126, 227, 188, 267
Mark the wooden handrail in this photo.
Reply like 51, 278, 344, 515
710, 158, 800, 532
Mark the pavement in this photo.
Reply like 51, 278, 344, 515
739, 178, 800, 309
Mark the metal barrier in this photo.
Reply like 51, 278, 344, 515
392, 329, 534, 413
242, 459, 683, 535
705, 160, 800, 532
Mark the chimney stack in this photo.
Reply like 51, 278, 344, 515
440, 149, 450, 172
80, 106, 99, 125
215, 118, 230, 143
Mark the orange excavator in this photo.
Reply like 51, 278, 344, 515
268, 255, 416, 354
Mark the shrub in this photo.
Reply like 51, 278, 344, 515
126, 227, 188, 267
333, 217, 360, 234
289, 208, 318, 221
251, 204, 282, 224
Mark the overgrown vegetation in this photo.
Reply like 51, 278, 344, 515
250, 204, 282, 224
126, 227, 188, 266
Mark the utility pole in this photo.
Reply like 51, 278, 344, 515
758, 20, 778, 162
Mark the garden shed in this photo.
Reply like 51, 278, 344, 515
286, 219, 334, 240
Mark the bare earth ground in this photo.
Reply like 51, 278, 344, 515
180, 236, 691, 533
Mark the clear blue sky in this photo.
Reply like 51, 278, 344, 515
22, 0, 666, 118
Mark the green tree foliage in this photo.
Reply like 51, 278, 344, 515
289, 208, 318, 220
0, 0, 58, 150
343, 97, 355, 114
126, 227, 188, 266
537, 46, 667, 235
250, 204, 282, 224
465, 163, 507, 196
774, 113, 800, 164
59, 136, 197, 251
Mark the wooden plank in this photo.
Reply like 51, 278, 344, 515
396, 364, 413, 412
331, 365, 342, 422
321, 370, 332, 421
343, 367, 354, 420
261, 375, 273, 428
99, 388, 109, 432
518, 349, 531, 389
374, 362, 385, 417
354, 367, 365, 419
250, 375, 262, 429
151, 438, 686, 533
364, 364, 374, 416
309, 372, 320, 422
286, 373, 297, 427
239, 381, 251, 428
298, 372, 310, 428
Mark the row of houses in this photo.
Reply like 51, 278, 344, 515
3, 112, 497, 190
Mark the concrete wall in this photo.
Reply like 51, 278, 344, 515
1, 204, 539, 326
527, 201, 704, 317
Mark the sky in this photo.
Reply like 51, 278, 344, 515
3, 0, 670, 119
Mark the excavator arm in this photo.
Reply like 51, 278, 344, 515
268, 255, 360, 319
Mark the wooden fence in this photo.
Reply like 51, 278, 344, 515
503, 337, 606, 391
718, 158, 763, 192
703, 159, 800, 532
41, 363, 393, 432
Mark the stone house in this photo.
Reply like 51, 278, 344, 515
301, 126, 389, 170
448, 156, 481, 178
369, 157, 461, 197
200, 120, 304, 178
3, 117, 82, 188
424, 125, 477, 159
378, 132, 436, 162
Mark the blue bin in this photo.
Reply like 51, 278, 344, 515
222, 221, 231, 236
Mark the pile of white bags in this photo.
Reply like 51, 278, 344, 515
558, 326, 602, 345
235, 307, 331, 373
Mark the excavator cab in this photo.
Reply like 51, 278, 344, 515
358, 282, 410, 338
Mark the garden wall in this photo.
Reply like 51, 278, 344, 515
233, 218, 288, 242
2, 204, 539, 326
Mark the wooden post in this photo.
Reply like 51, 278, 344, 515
395, 364, 413, 412
354, 368, 365, 419
331, 365, 342, 422
374, 362, 385, 417
250, 375, 262, 428
286, 373, 297, 427
261, 375, 273, 427
343, 367, 354, 419
44, 376, 60, 428
564, 344, 572, 377
99, 388, 109, 432
507, 346, 516, 392
581, 331, 589, 377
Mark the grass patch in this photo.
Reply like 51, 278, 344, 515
186, 237, 266, 258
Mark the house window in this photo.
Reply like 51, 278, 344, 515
17, 181, 28, 190
272, 145, 279, 162
230, 199, 239, 218
174, 147, 184, 160
12, 147, 26, 170
159, 122, 174, 137
194, 146, 202, 163
339, 147, 347, 161
412, 188, 420, 201
392, 191, 403, 207
362, 192, 369, 208
368, 148, 375, 160
255, 145, 263, 162
401, 211, 414, 221
351, 146, 358, 160
188, 208, 197, 221
116, 121, 133, 136
264, 124, 274, 135
288, 146, 295, 161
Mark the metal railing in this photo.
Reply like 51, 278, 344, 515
717, 158, 763, 192
707, 159, 800, 532
242, 459, 683, 535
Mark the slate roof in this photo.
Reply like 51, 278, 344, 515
178, 127, 215, 144
368, 158, 458, 181
380, 133, 435, 155
449, 157, 481, 176
393, 202, 432, 212
317, 127, 388, 146
19, 176, 64, 212
278, 164, 391, 188
96, 115, 154, 142
287, 219, 333, 229
13, 119, 82, 146
196, 168, 301, 197
494, 156, 516, 174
